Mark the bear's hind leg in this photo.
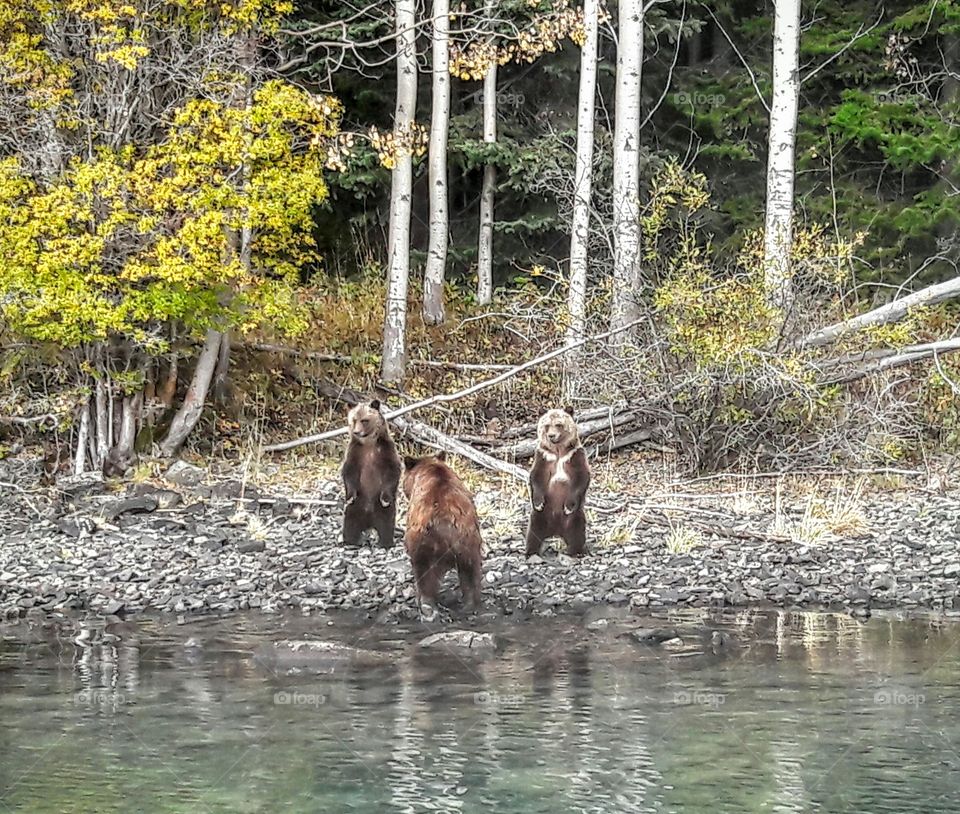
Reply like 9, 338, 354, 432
374, 503, 397, 549
413, 555, 443, 605
562, 510, 587, 558
456, 547, 482, 609
525, 511, 550, 557
342, 504, 367, 547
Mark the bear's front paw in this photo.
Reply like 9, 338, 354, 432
533, 500, 545, 512
379, 493, 393, 507
563, 503, 576, 515
345, 495, 357, 507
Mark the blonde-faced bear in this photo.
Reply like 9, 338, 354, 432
525, 407, 591, 557
341, 400, 401, 548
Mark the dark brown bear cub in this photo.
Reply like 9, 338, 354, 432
402, 452, 483, 609
525, 407, 591, 557
341, 400, 401, 548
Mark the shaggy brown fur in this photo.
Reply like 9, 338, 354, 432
341, 400, 401, 548
402, 452, 483, 608
525, 407, 591, 557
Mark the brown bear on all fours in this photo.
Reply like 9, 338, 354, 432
402, 452, 483, 609
525, 407, 591, 558
341, 400, 402, 548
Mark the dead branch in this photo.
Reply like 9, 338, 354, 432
823, 338, 960, 383
391, 414, 527, 480
0, 414, 58, 428
500, 404, 631, 439
263, 319, 643, 453
799, 275, 960, 348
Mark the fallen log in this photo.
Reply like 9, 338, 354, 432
263, 318, 643, 453
798, 275, 960, 349
391, 415, 527, 481
499, 404, 631, 440
821, 338, 960, 383
494, 411, 645, 460
587, 428, 656, 457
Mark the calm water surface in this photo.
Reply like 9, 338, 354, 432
2, 608, 960, 813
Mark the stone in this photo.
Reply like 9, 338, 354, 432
418, 630, 497, 651
626, 627, 681, 645
164, 460, 206, 488
101, 496, 158, 522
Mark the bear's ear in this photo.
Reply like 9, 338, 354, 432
435, 450, 447, 462
403, 455, 419, 470
369, 399, 381, 411
563, 405, 575, 418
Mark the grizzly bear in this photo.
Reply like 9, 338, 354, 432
402, 452, 483, 609
525, 407, 591, 557
341, 399, 402, 548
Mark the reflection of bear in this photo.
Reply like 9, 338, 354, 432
341, 400, 401, 548
525, 407, 591, 557
402, 452, 483, 608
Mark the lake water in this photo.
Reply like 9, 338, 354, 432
1, 608, 959, 813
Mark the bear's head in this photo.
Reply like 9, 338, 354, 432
346, 399, 387, 444
402, 451, 447, 497
536, 406, 579, 454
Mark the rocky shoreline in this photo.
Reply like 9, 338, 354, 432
1, 458, 959, 623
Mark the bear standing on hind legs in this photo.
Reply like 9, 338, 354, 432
341, 400, 401, 548
403, 452, 483, 610
525, 407, 591, 557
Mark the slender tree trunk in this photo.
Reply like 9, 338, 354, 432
94, 373, 109, 465
477, 9, 498, 307
611, 0, 644, 333
423, 0, 451, 325
158, 352, 178, 407
382, 0, 418, 383
566, 0, 599, 349
159, 329, 222, 457
212, 330, 232, 405
763, 0, 801, 315
74, 400, 90, 475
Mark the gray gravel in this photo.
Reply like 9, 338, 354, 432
1, 458, 959, 623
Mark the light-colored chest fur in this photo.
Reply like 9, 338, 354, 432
541, 448, 576, 487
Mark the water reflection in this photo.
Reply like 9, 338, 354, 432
1, 608, 960, 812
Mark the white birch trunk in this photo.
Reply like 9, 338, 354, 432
423, 0, 451, 325
476, 21, 498, 306
566, 0, 599, 347
611, 0, 643, 332
382, 0, 418, 383
763, 0, 801, 314
73, 401, 90, 475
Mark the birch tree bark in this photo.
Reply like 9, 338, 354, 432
382, 0, 419, 382
762, 0, 802, 315
566, 0, 599, 347
423, 0, 451, 325
611, 0, 643, 332
476, 8, 498, 307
